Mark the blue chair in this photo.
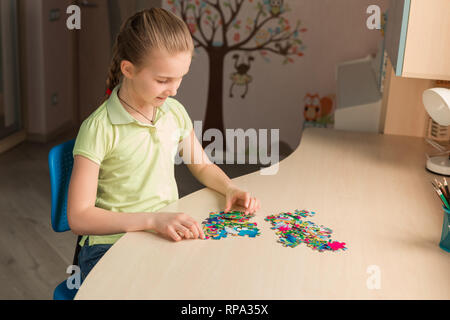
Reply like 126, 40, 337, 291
48, 139, 81, 300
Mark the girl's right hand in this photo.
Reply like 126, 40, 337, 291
150, 212, 205, 241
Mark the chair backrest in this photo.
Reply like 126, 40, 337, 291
48, 139, 75, 232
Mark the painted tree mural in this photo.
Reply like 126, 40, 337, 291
167, 0, 307, 147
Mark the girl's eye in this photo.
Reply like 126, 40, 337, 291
157, 80, 169, 84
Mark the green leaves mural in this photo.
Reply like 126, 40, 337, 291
167, 0, 307, 147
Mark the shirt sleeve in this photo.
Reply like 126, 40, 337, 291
170, 99, 193, 143
73, 117, 112, 165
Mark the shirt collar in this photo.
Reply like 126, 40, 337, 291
106, 83, 170, 125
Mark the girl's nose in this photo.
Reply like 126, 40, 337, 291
166, 85, 179, 97
169, 88, 177, 96
167, 79, 182, 97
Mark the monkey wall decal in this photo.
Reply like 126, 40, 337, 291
229, 54, 255, 99
275, 41, 292, 56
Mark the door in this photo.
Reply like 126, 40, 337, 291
0, 0, 21, 140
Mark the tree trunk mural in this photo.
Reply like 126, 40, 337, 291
205, 50, 226, 136
167, 0, 307, 149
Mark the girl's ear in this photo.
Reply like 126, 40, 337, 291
121, 60, 135, 79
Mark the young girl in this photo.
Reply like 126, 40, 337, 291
67, 8, 261, 283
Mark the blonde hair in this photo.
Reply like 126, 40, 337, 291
104, 7, 194, 100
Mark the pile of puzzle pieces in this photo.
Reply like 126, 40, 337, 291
201, 209, 347, 253
201, 210, 261, 240
264, 209, 347, 252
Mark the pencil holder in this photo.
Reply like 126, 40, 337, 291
440, 206, 450, 253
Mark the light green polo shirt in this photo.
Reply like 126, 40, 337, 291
73, 84, 193, 246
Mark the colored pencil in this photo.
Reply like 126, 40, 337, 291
444, 178, 450, 200
432, 186, 450, 209
432, 186, 446, 208
435, 179, 449, 202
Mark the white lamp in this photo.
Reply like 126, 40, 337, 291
422, 88, 450, 175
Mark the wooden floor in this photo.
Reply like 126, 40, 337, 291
0, 130, 291, 299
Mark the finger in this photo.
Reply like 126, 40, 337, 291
236, 198, 247, 208
255, 198, 261, 211
244, 192, 251, 209
190, 223, 200, 239
185, 216, 203, 239
243, 200, 249, 214
247, 197, 255, 215
168, 226, 182, 242
248, 198, 255, 214
198, 221, 206, 239
236, 193, 251, 211
182, 220, 199, 239
224, 197, 233, 213
249, 197, 256, 214
193, 220, 205, 239
176, 224, 191, 239
253, 198, 259, 212
195, 221, 205, 239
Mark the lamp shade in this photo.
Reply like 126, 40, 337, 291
423, 88, 450, 126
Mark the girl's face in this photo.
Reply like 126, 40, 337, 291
130, 49, 192, 106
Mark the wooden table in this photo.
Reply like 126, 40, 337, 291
75, 128, 450, 299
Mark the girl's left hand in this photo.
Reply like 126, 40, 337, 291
224, 185, 261, 215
